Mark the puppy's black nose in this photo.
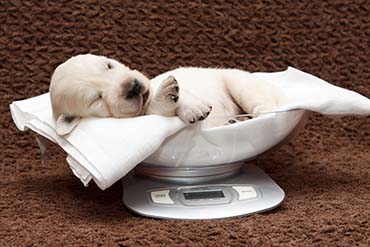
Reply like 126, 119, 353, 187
126, 79, 142, 99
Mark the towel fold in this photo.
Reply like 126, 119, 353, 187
10, 96, 185, 189
10, 67, 370, 190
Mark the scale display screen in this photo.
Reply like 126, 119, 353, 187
183, 190, 225, 200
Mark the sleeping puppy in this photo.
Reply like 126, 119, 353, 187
50, 54, 285, 135
49, 54, 211, 135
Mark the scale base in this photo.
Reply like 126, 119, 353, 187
122, 164, 285, 220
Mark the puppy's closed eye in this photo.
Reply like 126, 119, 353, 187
107, 62, 113, 70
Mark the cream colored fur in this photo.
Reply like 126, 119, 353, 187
50, 54, 285, 135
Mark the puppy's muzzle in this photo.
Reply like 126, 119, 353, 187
126, 79, 143, 99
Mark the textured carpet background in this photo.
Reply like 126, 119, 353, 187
1, 0, 369, 246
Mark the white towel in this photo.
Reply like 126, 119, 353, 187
256, 68, 370, 115
10, 67, 370, 190
10, 97, 185, 189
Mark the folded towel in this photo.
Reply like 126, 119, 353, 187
10, 96, 185, 189
256, 68, 370, 115
10, 67, 370, 190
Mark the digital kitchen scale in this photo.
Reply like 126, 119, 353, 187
122, 163, 285, 220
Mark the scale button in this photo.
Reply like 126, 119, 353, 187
232, 186, 257, 200
150, 190, 174, 204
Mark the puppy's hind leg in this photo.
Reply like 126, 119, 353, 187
224, 70, 286, 117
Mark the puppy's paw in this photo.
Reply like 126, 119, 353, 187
157, 75, 179, 104
145, 75, 179, 116
225, 115, 252, 125
176, 102, 212, 124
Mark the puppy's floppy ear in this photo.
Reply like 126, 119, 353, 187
55, 114, 81, 135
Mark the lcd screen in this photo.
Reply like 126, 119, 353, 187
183, 190, 225, 200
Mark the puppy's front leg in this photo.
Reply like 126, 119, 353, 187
145, 76, 179, 116
175, 90, 212, 124
146, 75, 212, 124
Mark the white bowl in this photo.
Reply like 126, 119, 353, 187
144, 109, 309, 168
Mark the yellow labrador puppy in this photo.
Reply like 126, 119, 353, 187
50, 54, 284, 135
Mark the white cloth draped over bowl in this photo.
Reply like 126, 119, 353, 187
10, 67, 370, 190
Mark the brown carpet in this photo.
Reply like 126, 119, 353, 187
1, 0, 369, 246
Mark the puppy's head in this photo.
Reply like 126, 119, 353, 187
50, 54, 151, 135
